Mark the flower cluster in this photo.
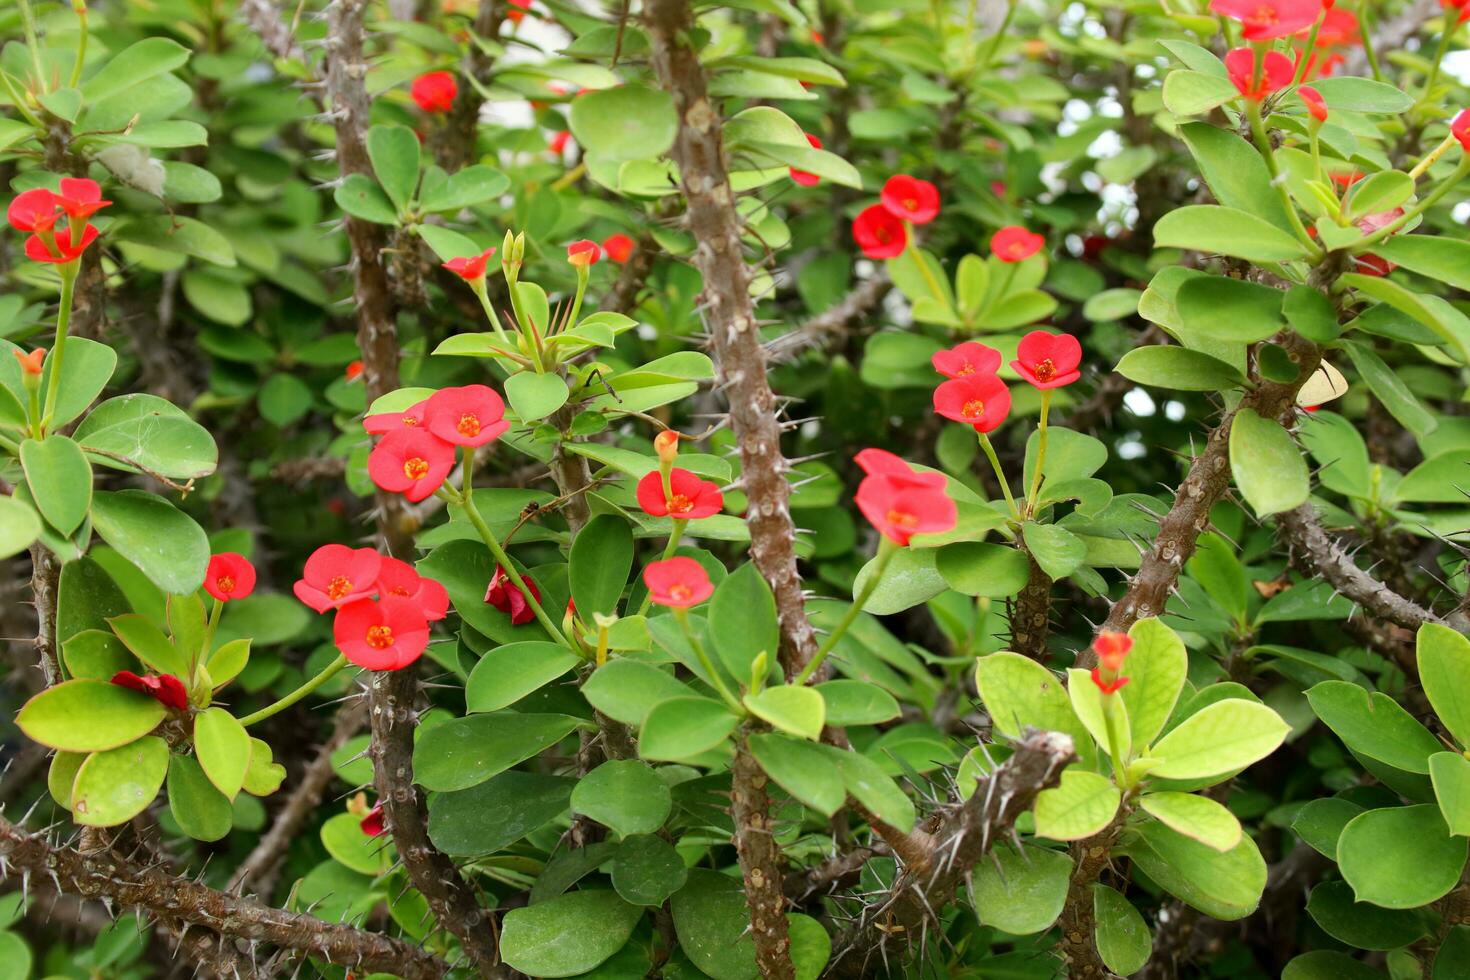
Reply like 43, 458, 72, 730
7, 179, 110, 264
852, 448, 957, 545
1090, 631, 1133, 694
295, 545, 448, 670
851, 174, 940, 259
366, 385, 510, 502
928, 330, 1080, 436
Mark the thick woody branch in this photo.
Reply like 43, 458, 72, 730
829, 729, 1076, 977
0, 813, 447, 980
237, 0, 309, 65
729, 733, 795, 979
1056, 820, 1126, 978
371, 668, 505, 977
645, 0, 820, 679
1084, 333, 1321, 667
605, 234, 658, 316
765, 272, 892, 365
28, 544, 60, 687
1010, 551, 1052, 661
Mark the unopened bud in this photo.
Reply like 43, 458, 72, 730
13, 347, 44, 377
654, 430, 679, 466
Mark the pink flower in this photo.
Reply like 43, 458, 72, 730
423, 385, 511, 448
485, 566, 541, 625
603, 234, 635, 263
443, 247, 497, 282
56, 178, 111, 220
1225, 48, 1295, 101
364, 399, 429, 435
294, 544, 383, 613
8, 189, 60, 233
852, 205, 907, 259
376, 556, 450, 622
334, 597, 430, 670
111, 671, 189, 711
1210, 0, 1322, 39
643, 557, 714, 608
991, 226, 1045, 263
1453, 109, 1470, 152
853, 452, 957, 546
933, 375, 1012, 434
1300, 85, 1328, 122
636, 468, 724, 519
411, 71, 458, 113
880, 175, 941, 224
567, 240, 600, 267
25, 225, 99, 264
932, 341, 1002, 379
368, 428, 457, 503
1011, 330, 1083, 389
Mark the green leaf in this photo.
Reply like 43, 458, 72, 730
334, 173, 399, 224
1162, 71, 1241, 117
242, 737, 286, 796
71, 736, 169, 827
1418, 623, 1470, 748
1093, 884, 1151, 976
1293, 797, 1364, 859
670, 869, 758, 980
815, 680, 900, 726
108, 613, 186, 677
935, 542, 1031, 598
17, 679, 166, 752
724, 106, 863, 188
1033, 768, 1120, 841
610, 833, 688, 906
1345, 171, 1415, 222
1115, 347, 1248, 391
81, 38, 190, 99
570, 85, 677, 162
974, 652, 1091, 760
1120, 617, 1190, 749
1140, 791, 1242, 852
1343, 341, 1436, 437
743, 685, 825, 740
428, 771, 577, 857
1150, 698, 1289, 780
570, 760, 672, 837
971, 842, 1073, 934
748, 734, 846, 816
194, 707, 251, 799
1395, 450, 1470, 503
321, 811, 393, 875
1309, 76, 1415, 113
62, 630, 132, 680
40, 337, 117, 429
1021, 522, 1085, 580
583, 659, 693, 726
49, 751, 85, 809
569, 515, 633, 620
500, 890, 643, 978
57, 557, 129, 644
1122, 819, 1267, 919
709, 562, 779, 680
207, 638, 251, 690
167, 754, 233, 842
74, 394, 218, 479
1305, 881, 1433, 952
1342, 274, 1470, 362
505, 370, 570, 422
90, 490, 211, 594
1305, 680, 1441, 774
1431, 752, 1470, 837
20, 436, 92, 536
1154, 206, 1310, 263
366, 124, 421, 212
1069, 667, 1130, 761
1229, 408, 1309, 516
836, 749, 915, 832
1178, 122, 1294, 232
415, 713, 583, 791
1176, 275, 1287, 344
1375, 235, 1470, 292
418, 164, 511, 212
639, 697, 740, 761
1338, 805, 1468, 908
0, 492, 41, 560
465, 641, 580, 713
788, 912, 831, 980
116, 215, 236, 267
854, 544, 946, 614
1283, 284, 1341, 343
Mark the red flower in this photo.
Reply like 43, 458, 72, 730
26, 225, 99, 264
1443, 0, 1470, 23
334, 597, 429, 670
880, 175, 940, 224
345, 360, 364, 382
364, 399, 428, 435
1011, 330, 1083, 389
368, 427, 457, 502
1453, 109, 1470, 153
1090, 668, 1130, 695
549, 130, 572, 154
603, 234, 636, 263
1093, 631, 1133, 671
8, 189, 60, 233
933, 375, 1012, 434
411, 71, 458, 113
1300, 85, 1328, 122
567, 240, 600, 267
485, 566, 541, 625
1225, 48, 1295, 101
1312, 7, 1359, 45
790, 134, 824, 187
376, 557, 450, 622
1330, 170, 1365, 187
13, 347, 44, 376
932, 342, 1002, 380
1210, 0, 1321, 39
636, 468, 724, 519
423, 384, 511, 448
643, 557, 714, 609
111, 671, 189, 711
507, 0, 532, 21
442, 247, 497, 282
360, 802, 386, 837
55, 178, 111, 220
1353, 252, 1395, 277
991, 226, 1045, 263
852, 205, 907, 259
204, 553, 256, 603
853, 452, 957, 546
294, 544, 383, 612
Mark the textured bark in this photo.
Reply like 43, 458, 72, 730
1083, 333, 1321, 667
324, 0, 414, 561
28, 543, 60, 687
645, 0, 820, 679
436, 0, 504, 170
830, 729, 1075, 977
1056, 821, 1125, 979
765, 273, 893, 364
729, 733, 795, 980
370, 668, 504, 977
549, 404, 593, 536
238, 0, 308, 63
229, 699, 370, 898
0, 814, 447, 979
1010, 551, 1051, 661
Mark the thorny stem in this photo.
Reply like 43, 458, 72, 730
795, 537, 897, 685
238, 653, 351, 727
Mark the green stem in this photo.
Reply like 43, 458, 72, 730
238, 653, 350, 727
1309, 126, 1324, 186
68, 6, 87, 89
1409, 132, 1459, 181
39, 266, 78, 434
200, 597, 223, 677
1421, 20, 1458, 104
1359, 2, 1384, 81
1024, 389, 1052, 517
795, 538, 898, 685
637, 519, 687, 617
978, 431, 1020, 520
566, 266, 589, 333
1246, 101, 1322, 260
1290, 18, 1322, 87
673, 608, 745, 713
974, 0, 1018, 73
17, 0, 45, 89
904, 232, 947, 306
471, 278, 509, 342
503, 270, 545, 372
1354, 155, 1470, 250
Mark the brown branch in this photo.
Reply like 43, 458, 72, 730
829, 729, 1076, 977
1056, 820, 1126, 978
436, 0, 505, 171
729, 731, 795, 979
28, 543, 60, 687
1010, 551, 1052, 661
605, 234, 658, 316
0, 813, 448, 980
765, 273, 893, 365
1084, 332, 1322, 667
645, 0, 820, 679
237, 0, 309, 64
370, 669, 505, 977
229, 699, 370, 898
